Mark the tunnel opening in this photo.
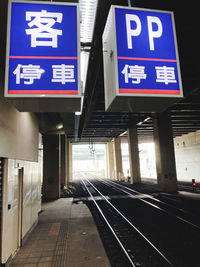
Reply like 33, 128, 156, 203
72, 141, 157, 182
72, 143, 106, 180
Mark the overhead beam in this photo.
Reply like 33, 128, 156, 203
78, 0, 135, 138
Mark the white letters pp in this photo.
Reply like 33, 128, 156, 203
126, 14, 163, 51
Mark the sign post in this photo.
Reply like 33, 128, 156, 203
103, 6, 183, 112
5, 0, 81, 112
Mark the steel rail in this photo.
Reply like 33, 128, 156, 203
97, 178, 187, 211
98, 178, 200, 231
83, 178, 174, 267
178, 184, 200, 192
81, 179, 136, 267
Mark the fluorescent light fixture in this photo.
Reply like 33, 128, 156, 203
75, 111, 82, 115
143, 117, 151, 122
79, 0, 98, 91
81, 51, 90, 91
56, 123, 63, 129
80, 0, 98, 42
137, 117, 151, 126
119, 131, 127, 137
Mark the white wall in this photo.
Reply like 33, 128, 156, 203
174, 130, 200, 182
0, 87, 41, 263
1, 155, 42, 264
0, 1, 41, 262
0, 95, 39, 162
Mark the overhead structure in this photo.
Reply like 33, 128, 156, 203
1, 0, 199, 142
103, 6, 183, 112
77, 0, 199, 143
5, 0, 81, 112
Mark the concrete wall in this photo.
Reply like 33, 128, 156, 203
1, 156, 42, 264
0, 76, 41, 263
0, 0, 42, 263
0, 95, 38, 162
174, 130, 200, 181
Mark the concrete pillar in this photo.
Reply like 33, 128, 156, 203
153, 111, 178, 193
113, 137, 124, 180
106, 142, 115, 179
127, 127, 141, 183
60, 135, 67, 187
43, 135, 60, 200
66, 140, 73, 183
105, 144, 109, 178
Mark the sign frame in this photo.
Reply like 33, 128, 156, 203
110, 5, 183, 99
4, 0, 81, 98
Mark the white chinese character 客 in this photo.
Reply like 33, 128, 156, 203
51, 64, 75, 84
122, 64, 147, 84
13, 64, 44, 84
25, 10, 63, 48
155, 66, 177, 85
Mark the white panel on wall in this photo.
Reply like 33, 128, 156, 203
174, 130, 200, 182
1, 155, 42, 264
0, 95, 38, 162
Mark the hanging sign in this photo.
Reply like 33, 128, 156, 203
103, 6, 183, 112
5, 0, 80, 98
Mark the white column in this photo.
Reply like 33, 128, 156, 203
60, 135, 66, 187
128, 127, 141, 183
66, 139, 73, 183
113, 137, 124, 180
68, 141, 73, 182
106, 142, 115, 179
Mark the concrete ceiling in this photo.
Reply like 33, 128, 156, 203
0, 0, 199, 143
76, 0, 200, 143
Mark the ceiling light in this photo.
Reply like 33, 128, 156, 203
143, 117, 151, 122
80, 0, 98, 42
137, 117, 151, 126
120, 131, 127, 137
56, 123, 63, 129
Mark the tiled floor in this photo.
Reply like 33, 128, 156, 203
10, 198, 110, 267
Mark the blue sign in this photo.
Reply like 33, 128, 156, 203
114, 7, 182, 96
6, 1, 79, 96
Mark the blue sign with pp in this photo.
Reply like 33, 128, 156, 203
6, 1, 79, 96
115, 7, 182, 96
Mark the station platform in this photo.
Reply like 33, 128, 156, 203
10, 198, 110, 267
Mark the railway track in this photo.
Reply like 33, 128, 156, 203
81, 178, 173, 267
76, 176, 200, 267
97, 178, 200, 230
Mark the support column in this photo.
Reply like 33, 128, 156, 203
153, 111, 178, 193
106, 142, 115, 179
60, 134, 67, 187
113, 137, 124, 180
66, 140, 73, 183
43, 135, 60, 200
127, 127, 141, 183
105, 144, 109, 178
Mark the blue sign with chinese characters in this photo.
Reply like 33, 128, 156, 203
115, 7, 182, 96
6, 1, 79, 96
